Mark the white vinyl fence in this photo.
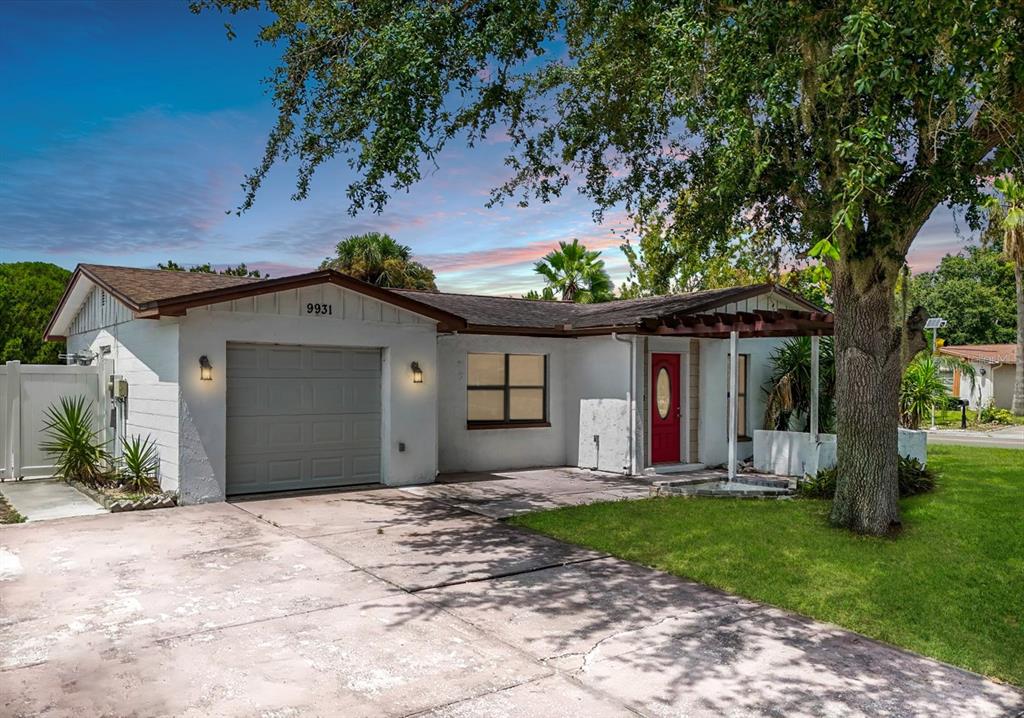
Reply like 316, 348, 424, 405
1, 361, 102, 480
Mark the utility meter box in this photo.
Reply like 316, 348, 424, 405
109, 376, 129, 399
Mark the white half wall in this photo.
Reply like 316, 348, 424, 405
177, 288, 439, 504
568, 335, 640, 473
754, 428, 928, 477
436, 333, 568, 473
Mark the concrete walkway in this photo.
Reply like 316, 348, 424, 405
0, 479, 106, 521
1, 469, 1020, 717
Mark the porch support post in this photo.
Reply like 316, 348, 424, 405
727, 330, 738, 480
810, 335, 820, 442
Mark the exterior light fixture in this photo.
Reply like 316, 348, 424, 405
199, 355, 213, 381
411, 361, 423, 383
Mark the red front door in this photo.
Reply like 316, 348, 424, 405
651, 353, 681, 464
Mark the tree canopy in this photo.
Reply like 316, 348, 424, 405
910, 246, 1016, 346
319, 232, 438, 290
0, 262, 72, 364
193, 0, 1023, 535
157, 260, 268, 277
621, 218, 831, 308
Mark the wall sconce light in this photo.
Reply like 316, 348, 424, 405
199, 355, 213, 381
411, 361, 423, 383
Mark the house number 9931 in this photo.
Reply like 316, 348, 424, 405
306, 303, 333, 315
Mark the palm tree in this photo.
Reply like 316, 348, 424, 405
522, 287, 558, 301
320, 233, 438, 291
983, 175, 1024, 416
533, 239, 614, 303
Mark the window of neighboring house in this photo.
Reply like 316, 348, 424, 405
726, 353, 750, 439
467, 353, 548, 428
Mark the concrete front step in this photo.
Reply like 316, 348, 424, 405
653, 479, 793, 498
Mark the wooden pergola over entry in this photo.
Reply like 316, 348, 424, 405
640, 308, 834, 339
641, 309, 835, 480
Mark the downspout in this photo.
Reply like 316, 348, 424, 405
612, 332, 636, 475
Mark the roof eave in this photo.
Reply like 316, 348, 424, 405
142, 270, 468, 330
45, 265, 143, 342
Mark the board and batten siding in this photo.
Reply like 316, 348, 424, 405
66, 286, 134, 335
191, 283, 434, 326
706, 290, 810, 315
66, 287, 181, 490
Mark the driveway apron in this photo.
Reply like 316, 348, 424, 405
1, 469, 1020, 717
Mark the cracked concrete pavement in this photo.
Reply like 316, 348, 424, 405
1, 468, 1021, 717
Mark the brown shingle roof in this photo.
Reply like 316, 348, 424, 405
391, 289, 580, 329
50, 263, 823, 339
394, 284, 817, 330
79, 264, 260, 308
939, 344, 1017, 365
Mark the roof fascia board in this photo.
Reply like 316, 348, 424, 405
146, 270, 468, 330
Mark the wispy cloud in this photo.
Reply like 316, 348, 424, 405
0, 108, 257, 258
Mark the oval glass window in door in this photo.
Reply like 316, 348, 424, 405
656, 367, 671, 419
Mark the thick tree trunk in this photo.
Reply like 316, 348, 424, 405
829, 263, 924, 536
1014, 262, 1024, 416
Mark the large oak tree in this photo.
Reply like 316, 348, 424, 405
194, 0, 1023, 535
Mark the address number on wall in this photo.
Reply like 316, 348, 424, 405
306, 303, 334, 315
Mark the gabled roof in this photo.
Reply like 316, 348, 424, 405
76, 264, 261, 306
938, 344, 1017, 365
45, 263, 830, 340
44, 264, 468, 339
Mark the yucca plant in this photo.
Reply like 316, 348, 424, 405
899, 352, 977, 429
40, 396, 110, 485
119, 434, 160, 493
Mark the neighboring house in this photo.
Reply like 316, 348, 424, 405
44, 264, 832, 504
938, 344, 1018, 411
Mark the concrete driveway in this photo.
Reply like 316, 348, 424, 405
2, 468, 1020, 717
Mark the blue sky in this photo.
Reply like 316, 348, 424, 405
0, 1, 974, 294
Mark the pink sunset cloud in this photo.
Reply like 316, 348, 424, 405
420, 231, 625, 274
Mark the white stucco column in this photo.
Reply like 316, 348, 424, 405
807, 334, 821, 478
810, 335, 820, 442
727, 330, 738, 480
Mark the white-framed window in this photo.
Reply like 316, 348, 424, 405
467, 353, 548, 428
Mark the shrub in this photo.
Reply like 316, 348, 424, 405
40, 396, 110, 485
942, 395, 965, 411
798, 466, 836, 498
896, 457, 936, 497
119, 434, 160, 493
979, 405, 1016, 425
799, 457, 936, 499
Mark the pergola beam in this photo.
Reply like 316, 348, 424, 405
644, 310, 833, 338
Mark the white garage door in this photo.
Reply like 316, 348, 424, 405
226, 343, 381, 496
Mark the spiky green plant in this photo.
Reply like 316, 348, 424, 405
40, 396, 110, 484
763, 337, 836, 433
899, 352, 978, 429
119, 434, 160, 493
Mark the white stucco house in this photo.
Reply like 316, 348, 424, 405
939, 344, 1019, 411
45, 264, 835, 504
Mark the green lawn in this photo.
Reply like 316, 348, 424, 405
933, 407, 1024, 428
511, 445, 1024, 686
